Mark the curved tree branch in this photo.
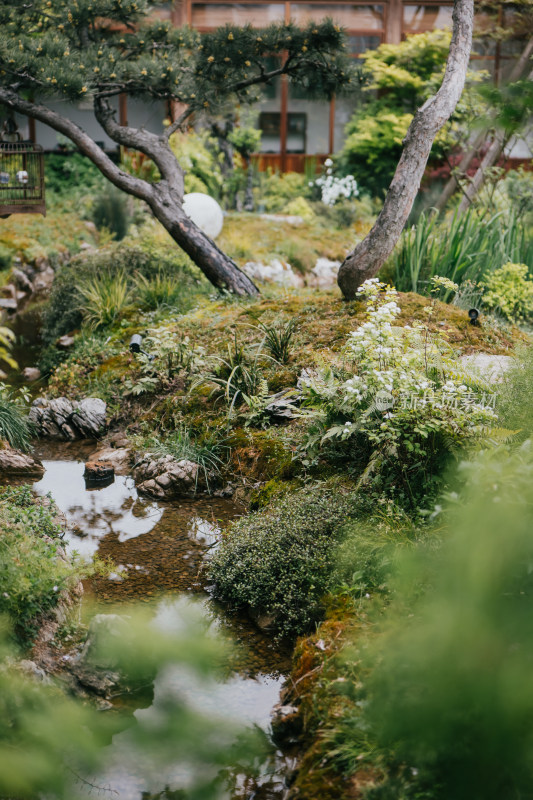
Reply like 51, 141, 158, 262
0, 88, 153, 202
93, 97, 185, 196
337, 0, 474, 300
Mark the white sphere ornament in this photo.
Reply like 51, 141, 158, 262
182, 192, 224, 239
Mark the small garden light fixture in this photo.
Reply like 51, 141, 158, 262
129, 333, 155, 360
468, 308, 480, 326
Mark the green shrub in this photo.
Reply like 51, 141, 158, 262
258, 171, 308, 212
299, 280, 496, 506
90, 187, 132, 241
0, 243, 13, 271
364, 439, 533, 800
44, 151, 106, 196
41, 242, 202, 346
170, 130, 224, 200
282, 196, 315, 221
480, 261, 533, 322
132, 270, 191, 311
0, 485, 83, 642
209, 485, 360, 639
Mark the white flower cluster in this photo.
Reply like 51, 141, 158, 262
303, 278, 497, 452
310, 158, 359, 207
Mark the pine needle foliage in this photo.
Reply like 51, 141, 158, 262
0, 2, 355, 111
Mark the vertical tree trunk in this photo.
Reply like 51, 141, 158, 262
243, 157, 255, 212
337, 0, 474, 300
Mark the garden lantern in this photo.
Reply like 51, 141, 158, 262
0, 118, 46, 217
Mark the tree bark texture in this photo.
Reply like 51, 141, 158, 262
337, 0, 474, 300
0, 89, 258, 296
436, 37, 533, 214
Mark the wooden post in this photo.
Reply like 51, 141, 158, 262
119, 93, 128, 127
386, 0, 403, 43
329, 96, 336, 154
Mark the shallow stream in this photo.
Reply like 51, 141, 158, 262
27, 441, 294, 799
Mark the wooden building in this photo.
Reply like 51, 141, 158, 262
13, 1, 528, 169
149, 1, 527, 172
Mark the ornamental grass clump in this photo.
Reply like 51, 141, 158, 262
300, 279, 497, 504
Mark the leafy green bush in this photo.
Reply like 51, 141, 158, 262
0, 243, 13, 271
170, 130, 225, 199
0, 485, 83, 642
338, 30, 482, 196
41, 242, 202, 346
299, 280, 496, 505
90, 187, 132, 241
257, 171, 308, 212
209, 485, 360, 639
0, 385, 34, 452
44, 151, 106, 196
282, 196, 315, 221
480, 262, 533, 322
364, 438, 533, 800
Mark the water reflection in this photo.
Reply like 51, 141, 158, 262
34, 460, 164, 558
29, 445, 291, 799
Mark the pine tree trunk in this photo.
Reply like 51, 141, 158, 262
149, 190, 258, 295
337, 0, 474, 300
0, 88, 258, 297
243, 157, 255, 212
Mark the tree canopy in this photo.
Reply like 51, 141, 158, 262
0, 0, 355, 294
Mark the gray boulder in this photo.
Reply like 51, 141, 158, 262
30, 397, 106, 440
133, 454, 208, 499
72, 398, 107, 438
0, 442, 44, 477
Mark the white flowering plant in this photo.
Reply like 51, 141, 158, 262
309, 158, 359, 207
299, 279, 497, 504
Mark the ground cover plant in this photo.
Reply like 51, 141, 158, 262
0, 485, 85, 643
298, 278, 497, 505
209, 484, 362, 639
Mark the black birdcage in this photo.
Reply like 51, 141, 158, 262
0, 119, 46, 217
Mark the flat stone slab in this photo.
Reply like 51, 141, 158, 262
459, 354, 514, 384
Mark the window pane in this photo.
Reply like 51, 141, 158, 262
191, 3, 284, 27
290, 4, 384, 30
403, 5, 453, 33
259, 112, 281, 153
348, 34, 381, 54
151, 2, 172, 20
262, 56, 281, 100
